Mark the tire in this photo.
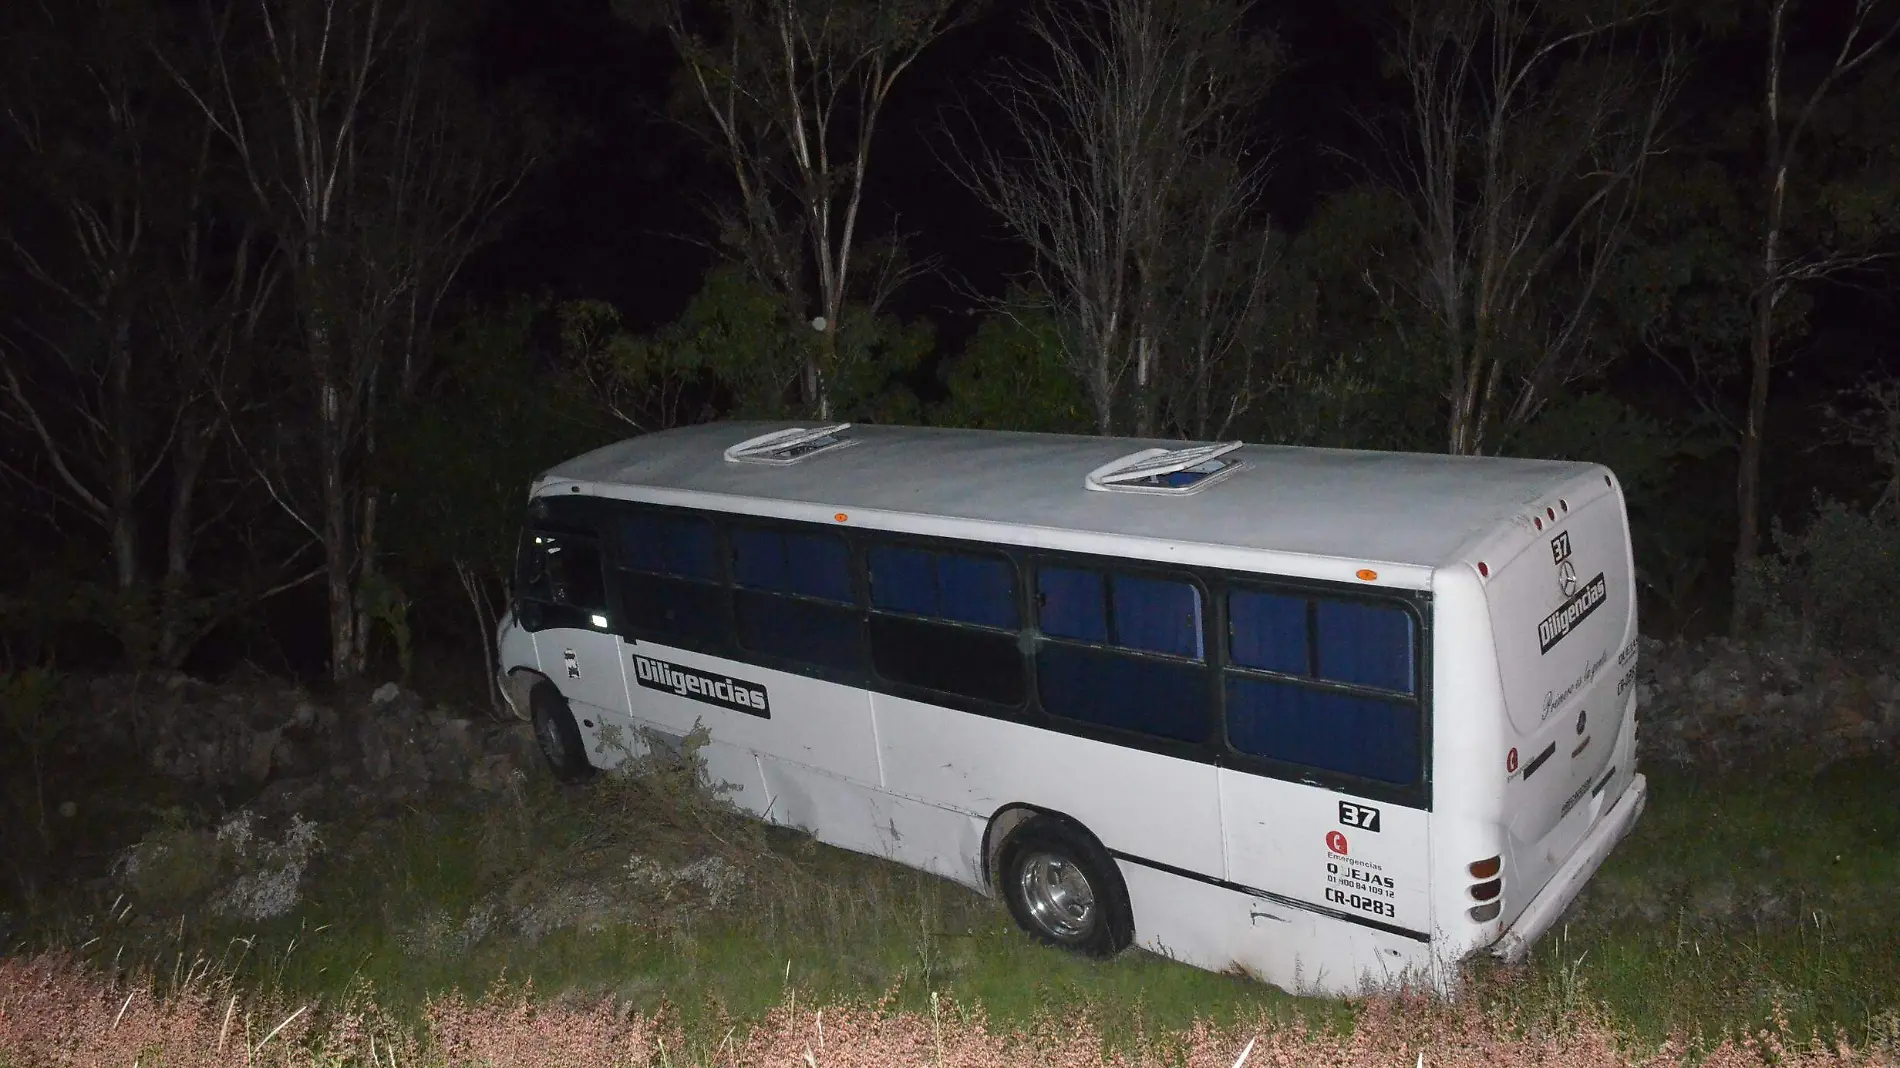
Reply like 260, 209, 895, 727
997, 817, 1133, 958
529, 682, 596, 783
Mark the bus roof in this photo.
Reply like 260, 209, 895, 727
538, 422, 1601, 572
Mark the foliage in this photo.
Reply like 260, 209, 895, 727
383, 302, 610, 584
1735, 498, 1900, 655
569, 266, 931, 429
933, 305, 1093, 434
0, 667, 63, 854
1240, 187, 1440, 452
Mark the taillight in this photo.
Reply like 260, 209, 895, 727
1466, 855, 1503, 922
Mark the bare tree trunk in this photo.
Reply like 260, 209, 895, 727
664, 0, 959, 419
455, 559, 503, 715
1724, 0, 1898, 633
1388, 0, 1673, 458
156, 417, 214, 668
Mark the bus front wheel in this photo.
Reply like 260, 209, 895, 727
529, 682, 596, 784
998, 818, 1133, 959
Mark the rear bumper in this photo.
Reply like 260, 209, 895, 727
1491, 772, 1648, 964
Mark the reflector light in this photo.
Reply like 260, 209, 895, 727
834, 513, 849, 523
1356, 568, 1378, 581
1469, 878, 1502, 902
1534, 516, 1544, 530
1546, 507, 1556, 520
1468, 901, 1502, 923
1477, 562, 1489, 577
1468, 856, 1501, 879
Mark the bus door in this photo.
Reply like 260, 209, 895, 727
514, 524, 628, 721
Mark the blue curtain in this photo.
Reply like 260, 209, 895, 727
1038, 567, 1107, 642
731, 527, 787, 591
870, 545, 936, 615
1315, 600, 1414, 693
1112, 575, 1202, 659
1225, 676, 1418, 785
940, 553, 1017, 629
786, 532, 852, 603
1229, 590, 1308, 674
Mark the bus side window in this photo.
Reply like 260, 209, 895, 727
1223, 590, 1420, 786
730, 524, 861, 672
1034, 565, 1208, 744
866, 545, 1024, 705
618, 511, 729, 650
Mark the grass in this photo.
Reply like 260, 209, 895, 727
1500, 757, 1900, 1048
13, 746, 1900, 1061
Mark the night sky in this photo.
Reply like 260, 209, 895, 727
463, 1, 1390, 337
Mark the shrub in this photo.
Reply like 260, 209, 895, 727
1736, 498, 1900, 656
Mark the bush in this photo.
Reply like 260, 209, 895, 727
1736, 499, 1900, 656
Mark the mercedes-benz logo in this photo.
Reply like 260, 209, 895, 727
1557, 559, 1579, 598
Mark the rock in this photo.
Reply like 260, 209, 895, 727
246, 727, 282, 782
370, 681, 403, 708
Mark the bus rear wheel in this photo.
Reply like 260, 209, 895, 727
998, 818, 1132, 959
529, 682, 596, 783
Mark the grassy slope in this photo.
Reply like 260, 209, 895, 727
36, 758, 1900, 1057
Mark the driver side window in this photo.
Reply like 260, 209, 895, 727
516, 528, 606, 628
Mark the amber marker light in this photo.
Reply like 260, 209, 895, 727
1355, 568, 1378, 582
834, 512, 849, 523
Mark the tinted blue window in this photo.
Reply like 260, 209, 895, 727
1113, 575, 1202, 659
736, 593, 860, 671
731, 527, 787, 591
621, 514, 716, 580
939, 554, 1017, 629
1229, 590, 1308, 674
1316, 600, 1414, 693
732, 527, 850, 603
869, 546, 936, 615
786, 532, 851, 602
1038, 644, 1207, 743
1225, 676, 1419, 785
1038, 567, 1106, 642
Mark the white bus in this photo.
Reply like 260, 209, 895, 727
495, 421, 1648, 995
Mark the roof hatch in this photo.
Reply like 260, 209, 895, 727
1084, 441, 1246, 495
723, 423, 858, 466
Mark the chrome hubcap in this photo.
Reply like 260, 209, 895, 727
1017, 851, 1096, 940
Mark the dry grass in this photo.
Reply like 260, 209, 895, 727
3, 951, 1895, 1068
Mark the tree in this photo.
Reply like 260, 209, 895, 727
647, 0, 967, 419
1374, 0, 1677, 456
567, 265, 932, 430
383, 303, 610, 712
1729, 0, 1900, 626
165, 0, 539, 681
949, 0, 1278, 437
0, 0, 280, 666
934, 303, 1094, 433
